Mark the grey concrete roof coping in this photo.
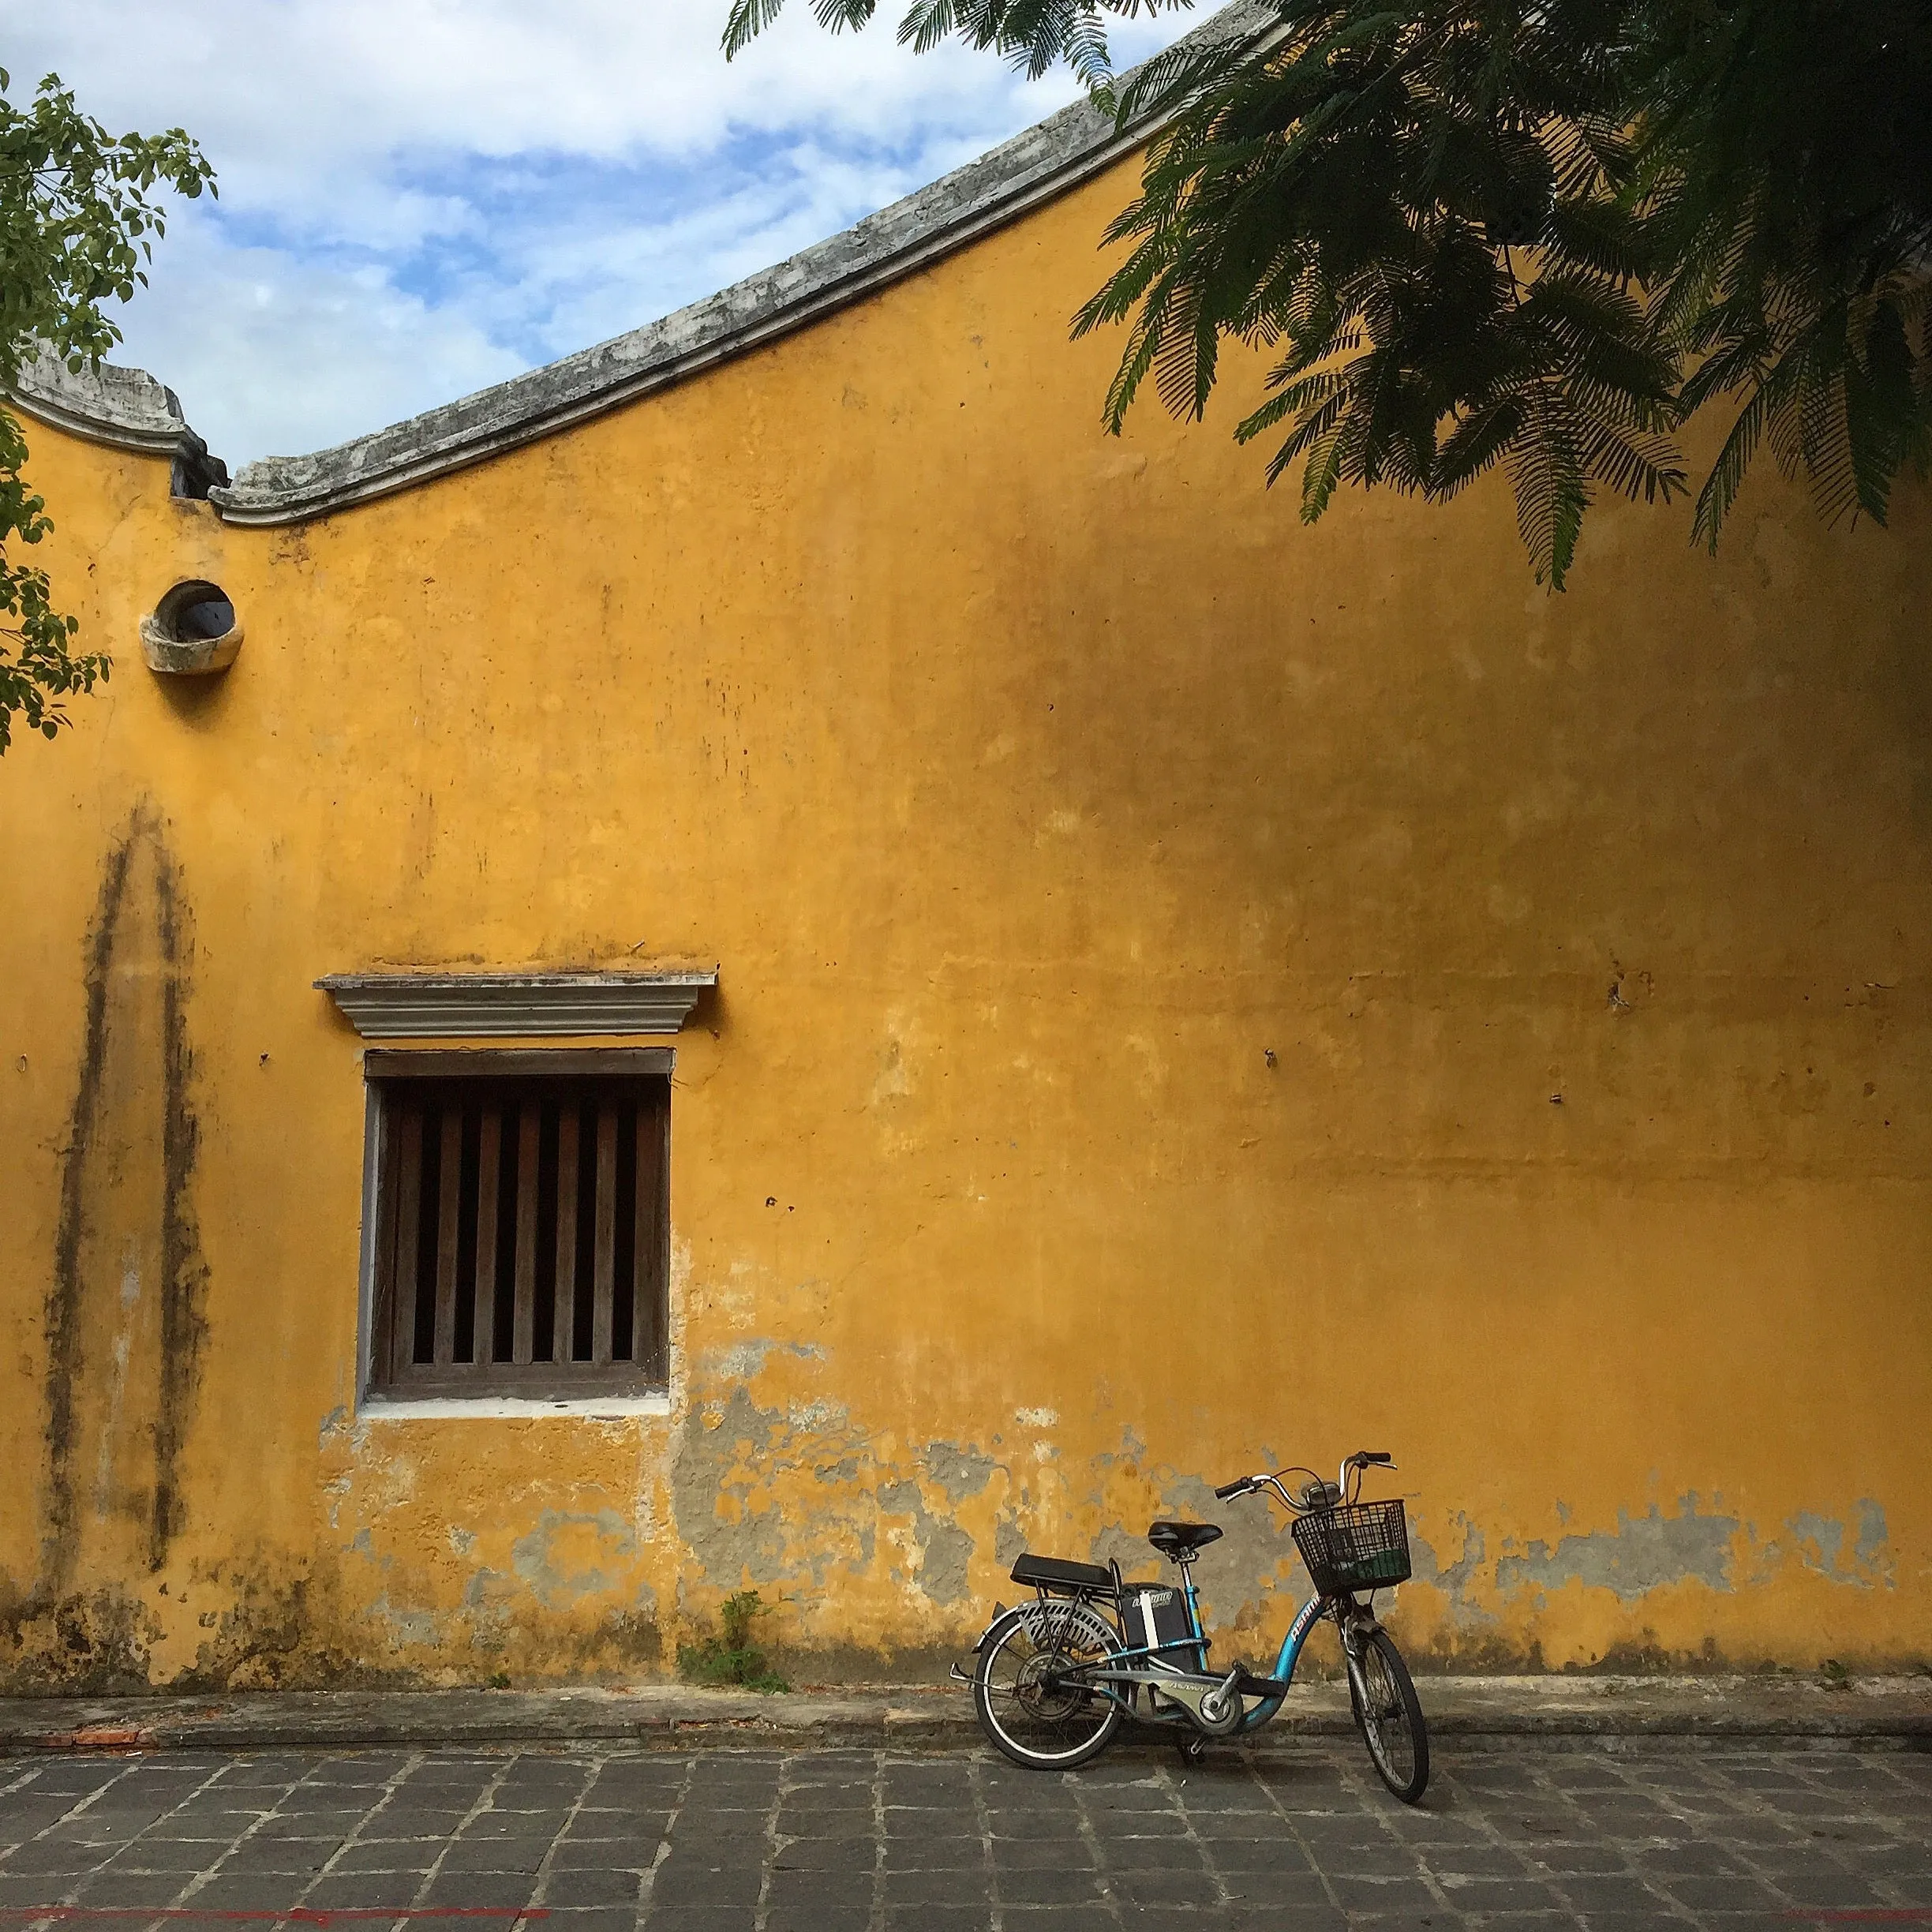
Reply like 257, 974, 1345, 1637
9, 3, 1274, 527
7, 347, 228, 497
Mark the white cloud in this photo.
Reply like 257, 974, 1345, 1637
7, 0, 1197, 462
119, 216, 526, 464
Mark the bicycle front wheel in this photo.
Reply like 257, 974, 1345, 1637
1346, 1627, 1430, 1803
973, 1600, 1122, 1770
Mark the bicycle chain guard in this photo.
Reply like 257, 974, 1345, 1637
1140, 1666, 1248, 1737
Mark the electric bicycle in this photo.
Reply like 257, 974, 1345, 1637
960, 1449, 1429, 1802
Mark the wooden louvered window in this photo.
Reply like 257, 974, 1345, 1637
365, 1050, 669, 1397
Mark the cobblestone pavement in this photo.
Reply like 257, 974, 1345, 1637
1, 1741, 1928, 1930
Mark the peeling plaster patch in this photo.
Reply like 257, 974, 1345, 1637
335, 1530, 465, 1655
511, 1509, 639, 1606
316, 1406, 348, 1447
1788, 1511, 1844, 1575
994, 1512, 1026, 1569
1855, 1500, 1890, 1571
1788, 1500, 1893, 1588
672, 1386, 819, 1587
447, 1526, 476, 1556
1409, 1516, 1492, 1626
878, 1480, 972, 1606
463, 1567, 510, 1615
788, 1399, 848, 1432
1015, 1407, 1058, 1427
924, 1443, 998, 1503
920, 1518, 975, 1606
365, 1594, 440, 1649
705, 1339, 826, 1380
1496, 1500, 1738, 1601
670, 1385, 1004, 1611
459, 1564, 530, 1654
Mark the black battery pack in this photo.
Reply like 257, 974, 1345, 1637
1123, 1584, 1194, 1654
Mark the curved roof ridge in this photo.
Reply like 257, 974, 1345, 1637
8, 347, 228, 497
9, 2, 1271, 528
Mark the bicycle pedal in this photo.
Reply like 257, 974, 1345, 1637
1234, 1666, 1289, 1698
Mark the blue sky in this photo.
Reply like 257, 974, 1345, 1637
9, 1, 1197, 468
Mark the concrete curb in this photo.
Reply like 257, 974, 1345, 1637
3, 1676, 1927, 1755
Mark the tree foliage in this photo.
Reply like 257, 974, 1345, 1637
0, 67, 213, 751
724, 0, 1932, 586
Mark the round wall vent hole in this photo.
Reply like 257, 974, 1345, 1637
142, 579, 243, 676
156, 580, 236, 641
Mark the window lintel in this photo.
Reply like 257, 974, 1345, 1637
317, 969, 716, 1039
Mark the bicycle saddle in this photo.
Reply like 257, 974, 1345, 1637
1148, 1521, 1222, 1559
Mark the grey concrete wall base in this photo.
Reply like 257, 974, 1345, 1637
2, 1676, 1928, 1755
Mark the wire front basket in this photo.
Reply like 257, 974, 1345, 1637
1293, 1498, 1412, 1597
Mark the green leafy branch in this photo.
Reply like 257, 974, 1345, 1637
720, 0, 1932, 588
724, 0, 1200, 89
0, 405, 99, 751
1, 66, 214, 751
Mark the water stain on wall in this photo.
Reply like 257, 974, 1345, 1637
36, 805, 210, 1631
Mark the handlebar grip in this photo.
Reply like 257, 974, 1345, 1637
1214, 1479, 1252, 1500
1357, 1451, 1394, 1466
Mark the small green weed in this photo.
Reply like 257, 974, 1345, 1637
1820, 1657, 1852, 1690
485, 1671, 511, 1690
678, 1589, 789, 1694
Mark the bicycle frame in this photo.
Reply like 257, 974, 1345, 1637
1241, 1588, 1332, 1728
1027, 1571, 1345, 1733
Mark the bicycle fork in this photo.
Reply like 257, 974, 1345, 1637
1333, 1599, 1383, 1709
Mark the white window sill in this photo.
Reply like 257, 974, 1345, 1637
355, 1393, 672, 1421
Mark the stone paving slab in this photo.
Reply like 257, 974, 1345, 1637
0, 1738, 1928, 1930
3, 1676, 1929, 1756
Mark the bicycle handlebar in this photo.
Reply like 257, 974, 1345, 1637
1215, 1451, 1399, 1513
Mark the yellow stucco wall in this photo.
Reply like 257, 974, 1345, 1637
2, 154, 1928, 1690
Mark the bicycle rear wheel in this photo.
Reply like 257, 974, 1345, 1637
1346, 1627, 1429, 1803
973, 1600, 1122, 1769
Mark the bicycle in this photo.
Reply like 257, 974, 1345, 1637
959, 1449, 1430, 1803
